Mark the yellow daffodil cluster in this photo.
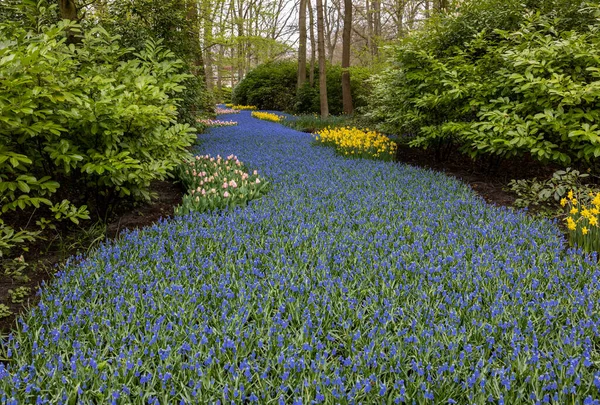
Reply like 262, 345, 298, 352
562, 190, 600, 253
230, 105, 257, 110
314, 126, 397, 161
251, 111, 284, 122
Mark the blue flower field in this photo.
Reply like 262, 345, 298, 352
1, 110, 600, 404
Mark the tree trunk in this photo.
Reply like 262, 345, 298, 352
58, 0, 81, 44
341, 0, 353, 115
366, 0, 373, 58
308, 0, 316, 86
203, 2, 214, 92
372, 0, 380, 57
216, 46, 223, 101
316, 0, 328, 118
395, 0, 404, 37
297, 0, 307, 89
237, 2, 244, 83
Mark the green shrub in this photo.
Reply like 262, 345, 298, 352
233, 61, 376, 114
232, 61, 298, 111
217, 86, 233, 103
507, 168, 594, 217
367, 1, 600, 167
466, 11, 600, 165
0, 3, 196, 258
93, 0, 212, 124
283, 114, 353, 133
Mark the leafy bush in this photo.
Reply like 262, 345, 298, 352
217, 86, 233, 103
233, 61, 376, 114
92, 0, 213, 125
232, 61, 298, 111
175, 154, 268, 215
283, 114, 353, 133
367, 1, 600, 168
0, 4, 195, 258
507, 168, 593, 216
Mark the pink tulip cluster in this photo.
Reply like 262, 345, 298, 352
215, 107, 240, 115
180, 154, 265, 205
197, 118, 238, 127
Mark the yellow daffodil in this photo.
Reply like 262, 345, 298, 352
566, 217, 576, 231
582, 227, 589, 235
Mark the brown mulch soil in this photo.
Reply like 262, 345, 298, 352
0, 180, 183, 334
395, 144, 559, 208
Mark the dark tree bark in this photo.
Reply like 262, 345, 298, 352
308, 0, 316, 86
341, 0, 353, 114
59, 0, 81, 44
316, 0, 329, 118
372, 0, 380, 57
297, 0, 307, 89
366, 0, 372, 57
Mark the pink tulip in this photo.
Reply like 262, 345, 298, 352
223, 191, 230, 198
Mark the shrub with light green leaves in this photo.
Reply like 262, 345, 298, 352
0, 2, 196, 258
367, 1, 600, 168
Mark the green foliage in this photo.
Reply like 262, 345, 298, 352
283, 114, 353, 133
216, 86, 233, 103
233, 61, 376, 115
2, 255, 29, 282
0, 304, 11, 319
507, 168, 593, 216
0, 2, 196, 258
368, 1, 600, 167
93, 0, 212, 124
232, 61, 298, 111
8, 286, 31, 304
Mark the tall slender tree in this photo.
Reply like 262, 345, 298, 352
341, 0, 353, 114
308, 0, 316, 86
297, 0, 307, 89
316, 0, 329, 117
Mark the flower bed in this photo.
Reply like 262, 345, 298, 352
1, 112, 600, 404
315, 126, 397, 161
175, 154, 268, 215
196, 118, 238, 127
215, 107, 240, 115
225, 103, 257, 110
251, 111, 284, 123
563, 190, 600, 252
